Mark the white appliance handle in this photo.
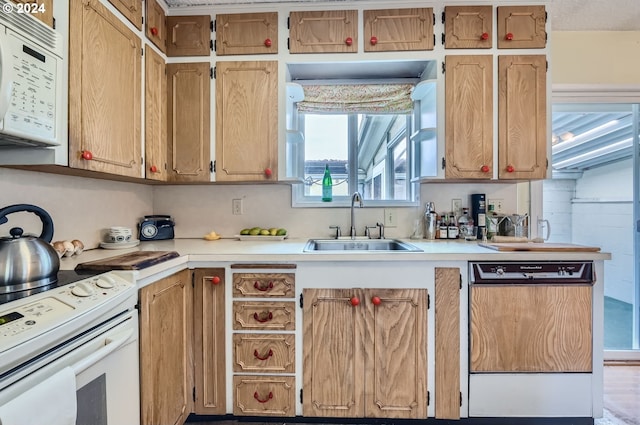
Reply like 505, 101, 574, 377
71, 327, 134, 375
0, 30, 13, 120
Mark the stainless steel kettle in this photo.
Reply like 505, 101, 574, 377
0, 204, 60, 293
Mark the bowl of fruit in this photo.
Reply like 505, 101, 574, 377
237, 227, 288, 240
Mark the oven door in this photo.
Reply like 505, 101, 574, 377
0, 310, 139, 425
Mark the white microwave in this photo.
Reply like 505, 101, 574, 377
0, 4, 64, 147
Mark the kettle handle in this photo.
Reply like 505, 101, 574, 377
0, 204, 55, 243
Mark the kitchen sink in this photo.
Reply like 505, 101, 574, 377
303, 238, 423, 252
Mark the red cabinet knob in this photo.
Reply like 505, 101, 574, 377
211, 276, 221, 285
506, 165, 515, 173
345, 37, 353, 46
350, 297, 360, 306
371, 296, 381, 306
150, 165, 158, 173
370, 36, 378, 45
150, 27, 158, 36
264, 168, 272, 178
505, 32, 514, 41
81, 150, 93, 160
264, 38, 272, 47
481, 165, 490, 173
481, 32, 489, 40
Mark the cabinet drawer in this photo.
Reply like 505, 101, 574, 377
233, 301, 295, 330
233, 333, 295, 373
233, 273, 295, 298
233, 375, 295, 417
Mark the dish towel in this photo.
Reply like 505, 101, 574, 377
0, 367, 77, 425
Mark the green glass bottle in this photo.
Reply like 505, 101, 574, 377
322, 164, 332, 202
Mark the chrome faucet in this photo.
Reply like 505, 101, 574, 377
350, 192, 364, 239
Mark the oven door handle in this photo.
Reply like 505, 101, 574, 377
71, 327, 134, 375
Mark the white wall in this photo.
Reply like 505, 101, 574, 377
542, 179, 575, 243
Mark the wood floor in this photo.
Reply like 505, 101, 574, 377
600, 364, 640, 425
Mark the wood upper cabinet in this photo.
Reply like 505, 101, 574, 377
139, 269, 193, 425
69, 0, 142, 178
444, 55, 493, 179
146, 0, 166, 53
216, 12, 278, 55
497, 5, 546, 49
289, 10, 357, 54
303, 288, 427, 419
11, 0, 53, 28
215, 61, 278, 182
107, 0, 142, 30
193, 268, 226, 415
470, 283, 593, 372
167, 62, 211, 182
363, 8, 433, 52
443, 6, 492, 49
144, 47, 166, 181
498, 55, 547, 180
167, 15, 211, 57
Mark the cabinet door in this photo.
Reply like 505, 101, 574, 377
215, 61, 278, 182
69, 0, 142, 178
145, 47, 167, 181
289, 10, 357, 54
363, 8, 433, 52
498, 55, 547, 180
363, 288, 427, 419
445, 55, 493, 179
303, 288, 364, 417
193, 268, 226, 415
233, 375, 296, 416
497, 6, 546, 49
470, 284, 592, 372
167, 15, 211, 57
167, 62, 211, 182
139, 269, 193, 425
146, 0, 166, 53
444, 6, 492, 49
434, 268, 461, 420
11, 0, 53, 28
216, 12, 278, 55
232, 333, 295, 373
107, 0, 142, 30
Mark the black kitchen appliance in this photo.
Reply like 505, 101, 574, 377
138, 215, 175, 241
470, 193, 486, 239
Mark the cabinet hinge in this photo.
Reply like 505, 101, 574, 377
546, 60, 549, 72
52, 17, 56, 30
545, 11, 548, 23
460, 274, 462, 290
213, 40, 217, 52
427, 294, 431, 310
299, 389, 303, 404
287, 16, 290, 30
210, 40, 214, 51
193, 387, 196, 403
433, 13, 436, 25
211, 67, 215, 79
210, 20, 214, 32
141, 157, 144, 165
441, 62, 446, 74
191, 271, 195, 288
433, 34, 436, 46
135, 302, 140, 314
460, 392, 463, 406
141, 16, 144, 26
211, 160, 215, 173
141, 47, 144, 56
287, 38, 290, 50
441, 157, 446, 169
441, 11, 446, 24
299, 293, 304, 308
441, 33, 445, 45
546, 158, 549, 169
427, 391, 430, 406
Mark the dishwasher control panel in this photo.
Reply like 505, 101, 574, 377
470, 261, 594, 284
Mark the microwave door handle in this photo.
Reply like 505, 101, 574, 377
71, 327, 134, 375
0, 36, 12, 120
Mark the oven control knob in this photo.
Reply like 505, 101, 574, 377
71, 282, 96, 297
495, 267, 505, 276
96, 276, 115, 289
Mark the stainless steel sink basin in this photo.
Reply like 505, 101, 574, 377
303, 239, 422, 252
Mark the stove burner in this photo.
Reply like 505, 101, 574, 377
0, 270, 101, 305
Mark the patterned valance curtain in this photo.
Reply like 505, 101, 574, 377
297, 83, 415, 114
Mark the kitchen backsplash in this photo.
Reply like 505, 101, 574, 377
1, 167, 525, 246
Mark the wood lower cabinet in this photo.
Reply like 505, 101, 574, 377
216, 12, 278, 55
444, 55, 493, 179
144, 46, 167, 181
167, 62, 211, 182
497, 5, 546, 49
303, 288, 427, 419
69, 0, 142, 178
470, 283, 593, 372
443, 6, 492, 49
498, 55, 547, 179
11, 0, 53, 28
289, 10, 358, 54
363, 8, 433, 52
215, 61, 278, 182
139, 269, 193, 425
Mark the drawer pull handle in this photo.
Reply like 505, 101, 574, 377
253, 311, 273, 323
254, 391, 273, 403
254, 280, 274, 291
254, 348, 274, 361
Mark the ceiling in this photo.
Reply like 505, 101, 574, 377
164, 0, 640, 31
